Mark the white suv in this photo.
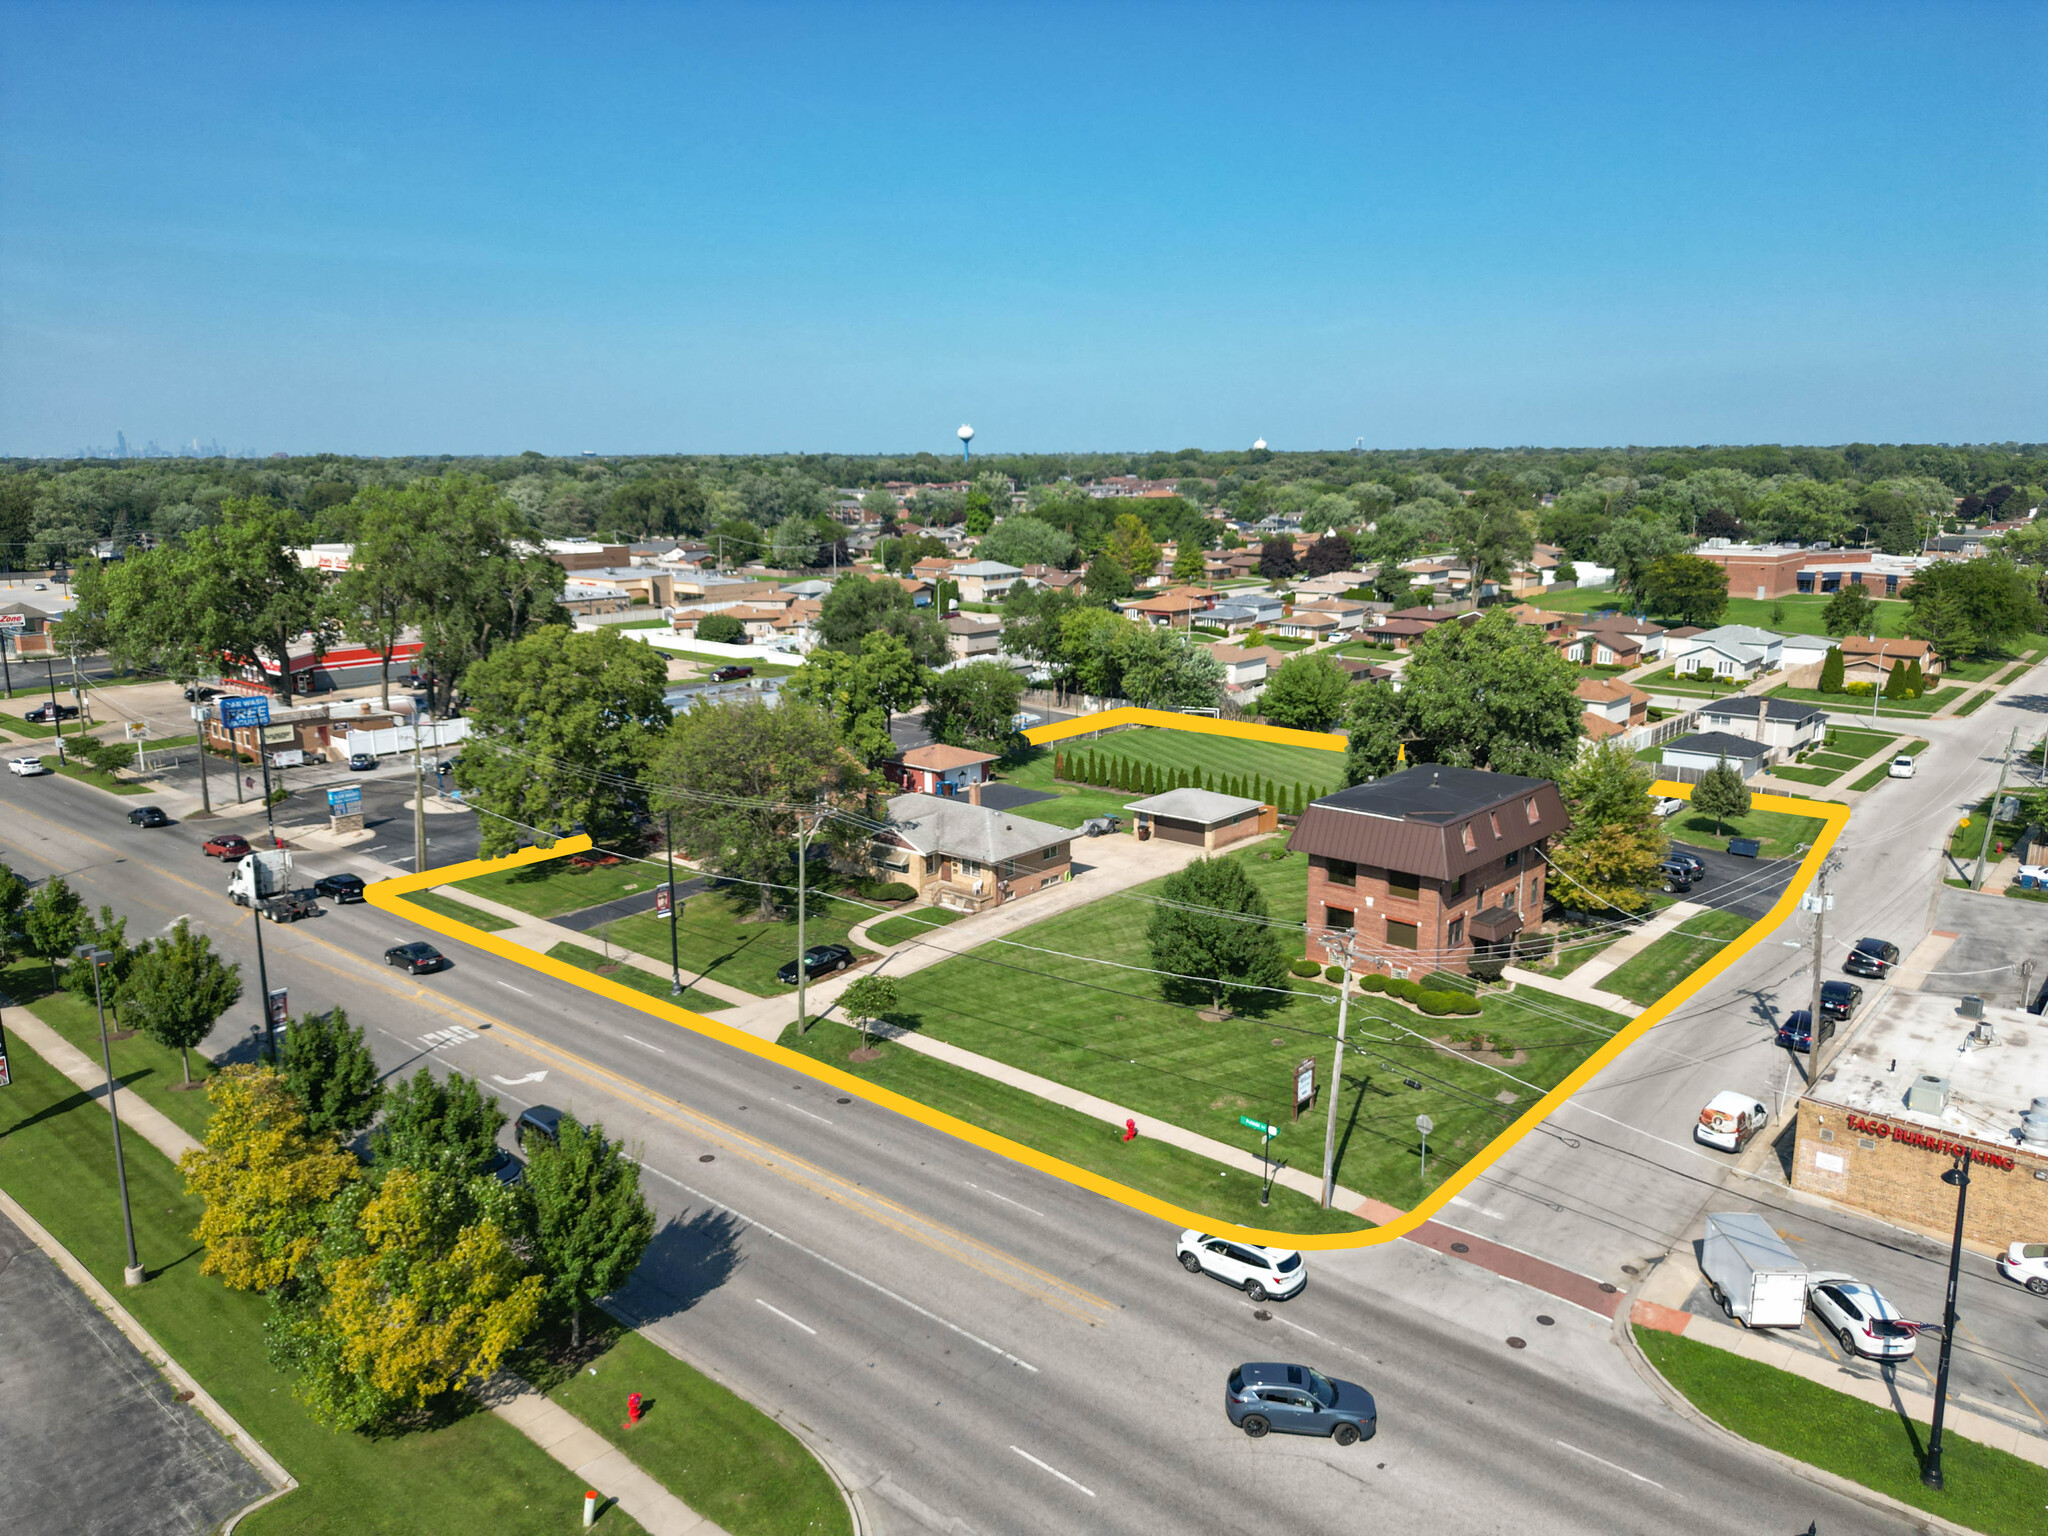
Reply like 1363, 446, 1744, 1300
1177, 1230, 1306, 1302
1807, 1273, 1917, 1359
7, 755, 50, 777
1999, 1242, 2048, 1296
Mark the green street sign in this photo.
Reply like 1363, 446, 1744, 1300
1239, 1115, 1278, 1137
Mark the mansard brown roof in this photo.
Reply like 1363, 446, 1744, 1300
1285, 764, 1568, 881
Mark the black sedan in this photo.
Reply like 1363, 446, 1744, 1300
126, 806, 170, 828
1844, 937, 1900, 979
1774, 1008, 1836, 1053
384, 941, 446, 974
314, 873, 367, 903
182, 684, 220, 702
776, 944, 853, 985
1819, 979, 1863, 1022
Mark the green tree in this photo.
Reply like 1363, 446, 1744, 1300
1083, 549, 1134, 602
1259, 653, 1349, 731
1882, 656, 1910, 699
656, 698, 877, 917
1120, 627, 1225, 710
1343, 684, 1408, 781
1638, 553, 1729, 626
816, 574, 948, 666
1447, 497, 1534, 588
21, 875, 85, 990
1596, 516, 1691, 597
1107, 514, 1160, 584
279, 1007, 384, 1141
923, 661, 1026, 749
453, 624, 673, 857
1822, 583, 1877, 638
119, 920, 242, 1085
1902, 655, 1925, 697
839, 974, 898, 1046
695, 612, 745, 644
1145, 857, 1289, 1013
786, 633, 929, 764
1171, 542, 1206, 583
978, 514, 1076, 570
1817, 644, 1845, 694
1544, 742, 1667, 915
1379, 608, 1581, 778
372, 1068, 508, 1179
60, 904, 143, 1023
525, 1117, 656, 1347
1690, 756, 1752, 835
322, 486, 418, 708
0, 860, 31, 970
1904, 558, 2040, 660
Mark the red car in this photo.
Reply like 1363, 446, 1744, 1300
202, 833, 252, 860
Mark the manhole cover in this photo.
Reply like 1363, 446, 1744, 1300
1599, 1282, 1619, 1293
837, 1097, 851, 1104
698, 1154, 715, 1163
1621, 1263, 1640, 1276
1506, 1337, 1526, 1349
1535, 1315, 1555, 1327
1253, 1309, 1272, 1321
1450, 1242, 1470, 1254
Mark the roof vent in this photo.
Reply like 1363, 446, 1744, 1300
1905, 1074, 1950, 1115
2024, 1097, 2048, 1146
1960, 995, 1984, 1019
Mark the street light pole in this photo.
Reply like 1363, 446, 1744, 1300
1804, 857, 1839, 1080
250, 889, 278, 1065
1922, 1156, 1972, 1490
78, 946, 144, 1287
795, 810, 819, 1031
1971, 727, 2018, 891
665, 808, 682, 996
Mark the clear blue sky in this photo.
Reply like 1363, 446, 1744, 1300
3, 1, 2042, 457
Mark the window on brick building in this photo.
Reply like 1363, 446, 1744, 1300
1325, 906, 1355, 931
1387, 868, 1420, 899
1446, 872, 1464, 899
1488, 810, 1501, 838
1459, 823, 1476, 853
1447, 917, 1464, 947
1524, 795, 1540, 824
1505, 849, 1520, 870
1386, 919, 1418, 949
1325, 857, 1356, 887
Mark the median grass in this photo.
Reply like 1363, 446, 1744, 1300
408, 890, 517, 931
1635, 1326, 2048, 1536
1598, 910, 1752, 1008
0, 1016, 649, 1536
539, 1325, 848, 1536
1955, 688, 1993, 716
1848, 762, 1895, 792
0, 709, 61, 737
865, 907, 968, 947
776, 1020, 1367, 1233
544, 941, 731, 1013
1668, 805, 1825, 860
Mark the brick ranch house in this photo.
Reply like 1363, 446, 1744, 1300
859, 792, 1073, 913
1289, 765, 1568, 976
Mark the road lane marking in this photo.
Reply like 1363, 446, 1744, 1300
965, 1181, 1047, 1219
493, 979, 533, 996
754, 1298, 818, 1335
1008, 1446, 1095, 1497
1448, 1195, 1507, 1220
622, 1034, 668, 1054
774, 1097, 833, 1125
637, 1164, 1040, 1372
1553, 1440, 1664, 1488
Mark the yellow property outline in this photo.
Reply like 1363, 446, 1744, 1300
367, 706, 1847, 1249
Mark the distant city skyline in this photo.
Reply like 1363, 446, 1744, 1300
2, 2, 2042, 457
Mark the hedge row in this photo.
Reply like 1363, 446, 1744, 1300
1053, 746, 1329, 816
1358, 973, 1483, 1016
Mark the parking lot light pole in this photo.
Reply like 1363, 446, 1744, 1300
1922, 1155, 1971, 1489
77, 945, 144, 1287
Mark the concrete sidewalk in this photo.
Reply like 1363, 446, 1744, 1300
1569, 900, 1704, 991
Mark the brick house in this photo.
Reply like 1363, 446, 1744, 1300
863, 792, 1073, 913
1288, 766, 1569, 975
1839, 636, 1945, 685
1576, 677, 1649, 739
885, 744, 997, 796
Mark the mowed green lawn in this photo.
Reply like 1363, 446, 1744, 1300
862, 846, 1625, 1209
865, 907, 968, 947
1598, 910, 1752, 1007
23, 965, 221, 1143
1667, 805, 1825, 860
1523, 589, 1912, 638
453, 856, 666, 919
1012, 728, 1345, 806
409, 890, 516, 931
593, 889, 872, 997
545, 941, 732, 1012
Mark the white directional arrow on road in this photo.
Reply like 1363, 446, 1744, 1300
491, 1071, 548, 1086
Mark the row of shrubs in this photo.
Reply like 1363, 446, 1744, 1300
1053, 746, 1329, 816
66, 735, 137, 775
1284, 959, 1484, 1015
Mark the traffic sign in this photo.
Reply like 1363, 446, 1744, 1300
219, 695, 270, 730
1416, 1114, 1434, 1135
1239, 1115, 1278, 1138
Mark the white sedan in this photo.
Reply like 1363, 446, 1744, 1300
7, 755, 51, 777
1888, 755, 1915, 779
1999, 1242, 2048, 1297
1807, 1273, 1918, 1359
1177, 1229, 1306, 1302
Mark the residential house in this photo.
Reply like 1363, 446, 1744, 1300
886, 744, 998, 797
1695, 696, 1827, 753
1271, 609, 1340, 642
1124, 789, 1272, 851
1289, 765, 1568, 976
1779, 634, 1837, 672
948, 560, 1032, 603
1662, 624, 1784, 679
1840, 636, 1944, 685
1576, 678, 1650, 740
1205, 549, 1262, 581
944, 612, 1004, 661
1121, 591, 1208, 628
1292, 596, 1370, 630
895, 577, 935, 607
1386, 604, 1477, 631
1570, 614, 1666, 667
1209, 643, 1283, 690
866, 791, 1073, 912
1369, 618, 1435, 651
1510, 605, 1579, 657
1018, 564, 1083, 592
1205, 593, 1285, 633
1660, 731, 1770, 778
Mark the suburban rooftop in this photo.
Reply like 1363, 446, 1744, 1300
1809, 990, 2048, 1147
1308, 763, 1552, 824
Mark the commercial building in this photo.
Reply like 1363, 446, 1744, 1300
1792, 991, 2048, 1247
1692, 541, 1811, 600
1289, 765, 1566, 975
1123, 788, 1272, 851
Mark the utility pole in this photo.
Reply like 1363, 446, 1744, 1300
192, 705, 213, 815
44, 660, 66, 766
1806, 857, 1842, 1082
412, 701, 428, 872
1922, 1155, 1971, 1490
251, 890, 278, 1065
1971, 726, 2018, 891
794, 808, 822, 1032
1319, 933, 1356, 1208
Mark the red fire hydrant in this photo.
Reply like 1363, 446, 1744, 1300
1123, 1118, 1139, 1143
627, 1392, 643, 1425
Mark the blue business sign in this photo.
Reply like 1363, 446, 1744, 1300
218, 695, 270, 730
326, 786, 362, 817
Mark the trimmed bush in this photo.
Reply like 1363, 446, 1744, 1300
1288, 958, 1322, 978
1323, 964, 1343, 982
863, 881, 918, 903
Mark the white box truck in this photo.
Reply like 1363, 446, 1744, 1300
1700, 1212, 1809, 1328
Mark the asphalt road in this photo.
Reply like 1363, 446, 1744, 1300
0, 764, 1939, 1533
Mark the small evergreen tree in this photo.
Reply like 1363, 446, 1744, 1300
1293, 780, 1306, 814
1883, 658, 1909, 699
1817, 644, 1845, 695
1691, 756, 1752, 835
1904, 656, 1925, 697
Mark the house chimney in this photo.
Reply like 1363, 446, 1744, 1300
968, 781, 984, 806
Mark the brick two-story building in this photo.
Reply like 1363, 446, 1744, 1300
1288, 765, 1568, 975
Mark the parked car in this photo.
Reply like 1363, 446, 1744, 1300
1657, 858, 1694, 894
182, 684, 221, 702
1695, 1090, 1770, 1152
1652, 797, 1685, 818
1996, 1242, 2048, 1296
1818, 979, 1863, 1022
23, 702, 79, 723
1843, 938, 1900, 979
1727, 837, 1762, 858
348, 752, 377, 771
1773, 1008, 1835, 1054
709, 665, 754, 682
1887, 755, 1916, 779
1806, 1274, 1918, 1360
1082, 815, 1123, 837
776, 944, 853, 984
1011, 710, 1044, 730
313, 872, 366, 903
384, 941, 446, 974
202, 833, 252, 859
1664, 850, 1706, 881
1177, 1230, 1306, 1302
483, 1145, 526, 1185
7, 755, 50, 777
1224, 1362, 1376, 1445
126, 806, 170, 828
515, 1104, 565, 1151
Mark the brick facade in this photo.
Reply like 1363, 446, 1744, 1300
1792, 1099, 2048, 1247
1305, 849, 1546, 976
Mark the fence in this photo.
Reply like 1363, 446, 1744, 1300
341, 719, 470, 758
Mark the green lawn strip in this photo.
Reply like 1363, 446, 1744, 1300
1937, 653, 2013, 683
660, 649, 802, 677
453, 857, 666, 920
1903, 737, 1929, 756
594, 890, 871, 997
2003, 884, 2048, 904
543, 942, 730, 1012
1816, 727, 1895, 758
1537, 930, 1619, 980
1597, 910, 1751, 1008
1016, 733, 1344, 802
1765, 765, 1840, 787
0, 1028, 648, 1536
52, 759, 150, 794
847, 846, 1622, 1208
407, 890, 517, 931
538, 1326, 847, 1536
1954, 689, 1992, 716
864, 907, 968, 947
1766, 684, 1954, 716
1634, 1327, 2047, 1536
1330, 640, 1399, 658
0, 709, 60, 737
1848, 763, 1894, 792
1668, 805, 1824, 860
1261, 636, 1312, 651
775, 1022, 1366, 1233
23, 970, 220, 1142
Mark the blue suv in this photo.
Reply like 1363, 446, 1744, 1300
1224, 1362, 1376, 1445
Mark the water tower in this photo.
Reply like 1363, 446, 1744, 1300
957, 423, 975, 463
1252, 438, 1267, 451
